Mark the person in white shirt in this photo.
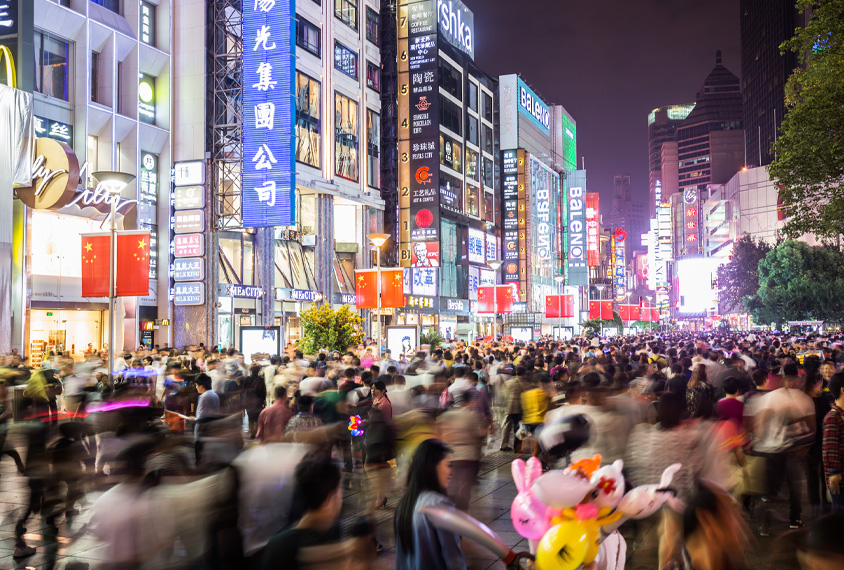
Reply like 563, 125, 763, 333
263, 355, 280, 403
207, 359, 226, 395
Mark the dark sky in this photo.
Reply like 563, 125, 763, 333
462, 0, 741, 207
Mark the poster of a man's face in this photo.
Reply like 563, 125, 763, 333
411, 242, 439, 267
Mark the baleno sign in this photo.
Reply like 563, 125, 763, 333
16, 137, 137, 217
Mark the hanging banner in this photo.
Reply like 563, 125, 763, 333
586, 192, 600, 267
545, 295, 574, 318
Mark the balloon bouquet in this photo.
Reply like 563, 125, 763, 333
419, 414, 685, 570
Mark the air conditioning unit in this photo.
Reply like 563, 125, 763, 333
301, 235, 316, 247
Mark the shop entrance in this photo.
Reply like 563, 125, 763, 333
30, 309, 104, 363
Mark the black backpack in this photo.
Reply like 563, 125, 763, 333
348, 386, 373, 419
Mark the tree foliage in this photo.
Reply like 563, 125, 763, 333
299, 304, 364, 355
769, 0, 844, 239
717, 235, 772, 313
581, 311, 624, 336
752, 240, 844, 326
420, 327, 444, 347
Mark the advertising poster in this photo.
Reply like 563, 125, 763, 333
565, 171, 588, 286
410, 241, 439, 266
240, 326, 281, 364
586, 192, 600, 267
386, 326, 419, 357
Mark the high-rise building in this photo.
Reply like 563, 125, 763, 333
675, 51, 745, 258
612, 174, 631, 210
647, 104, 694, 217
740, 0, 805, 167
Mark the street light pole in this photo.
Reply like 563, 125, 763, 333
595, 284, 606, 337
487, 259, 502, 344
554, 274, 565, 341
93, 171, 135, 389
625, 290, 631, 332
367, 233, 390, 358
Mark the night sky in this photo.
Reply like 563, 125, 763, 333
463, 0, 741, 208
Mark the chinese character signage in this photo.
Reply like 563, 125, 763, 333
173, 209, 204, 234
586, 192, 600, 267
174, 258, 204, 282
408, 267, 437, 296
468, 227, 484, 264
565, 171, 588, 287
140, 1, 155, 46
174, 234, 203, 257
174, 186, 205, 210
242, 0, 295, 227
174, 282, 204, 305
501, 149, 519, 283
34, 116, 72, 144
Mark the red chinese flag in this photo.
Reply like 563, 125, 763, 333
561, 295, 574, 318
619, 305, 630, 322
355, 270, 377, 309
601, 300, 613, 320
589, 300, 600, 320
640, 306, 652, 322
629, 304, 641, 321
545, 295, 560, 318
496, 284, 515, 314
380, 269, 405, 308
81, 233, 110, 297
115, 231, 151, 297
477, 286, 495, 313
650, 307, 660, 322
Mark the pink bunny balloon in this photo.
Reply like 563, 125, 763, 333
510, 457, 553, 540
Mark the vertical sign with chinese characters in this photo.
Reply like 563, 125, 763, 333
140, 1, 156, 46
139, 152, 159, 280
585, 192, 600, 267
501, 149, 519, 284
397, 0, 438, 267
170, 161, 206, 305
516, 149, 528, 302
242, 0, 295, 227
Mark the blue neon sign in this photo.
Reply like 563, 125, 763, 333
517, 78, 550, 136
242, 0, 296, 227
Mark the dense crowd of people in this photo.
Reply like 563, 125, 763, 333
0, 330, 843, 569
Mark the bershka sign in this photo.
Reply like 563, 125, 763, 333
517, 78, 550, 135
437, 0, 474, 60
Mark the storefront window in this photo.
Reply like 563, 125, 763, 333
334, 203, 358, 243
366, 109, 380, 189
438, 58, 462, 101
465, 148, 479, 182
441, 220, 458, 298
482, 157, 493, 189
34, 31, 70, 101
438, 94, 462, 136
466, 115, 478, 146
466, 184, 480, 218
335, 92, 359, 182
275, 240, 318, 290
219, 236, 244, 285
296, 72, 321, 168
366, 61, 380, 92
482, 124, 493, 155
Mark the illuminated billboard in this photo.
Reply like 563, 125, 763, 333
565, 170, 588, 287
517, 78, 550, 135
676, 257, 720, 315
586, 192, 600, 267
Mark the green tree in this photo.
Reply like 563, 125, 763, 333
753, 240, 844, 326
420, 327, 443, 347
769, 0, 844, 239
716, 235, 772, 313
580, 311, 624, 336
299, 304, 364, 355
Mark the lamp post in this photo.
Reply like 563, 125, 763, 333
367, 233, 390, 358
554, 274, 565, 341
93, 171, 136, 389
646, 294, 655, 333
624, 290, 632, 332
595, 284, 607, 337
487, 259, 502, 343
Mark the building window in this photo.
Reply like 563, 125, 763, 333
482, 91, 493, 122
367, 109, 380, 189
438, 58, 462, 101
440, 220, 458, 298
334, 42, 358, 79
366, 61, 380, 92
34, 31, 70, 101
92, 0, 120, 13
140, 1, 156, 46
296, 72, 321, 168
91, 52, 99, 102
335, 92, 359, 182
484, 191, 494, 223
466, 115, 478, 146
465, 148, 479, 182
482, 124, 493, 155
438, 94, 462, 136
366, 7, 379, 46
467, 81, 478, 112
296, 17, 321, 58
87, 135, 98, 182
466, 184, 480, 218
482, 157, 493, 189
335, 0, 357, 30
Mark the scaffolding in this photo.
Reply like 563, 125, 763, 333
209, 0, 244, 229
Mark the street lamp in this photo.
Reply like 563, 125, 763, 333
487, 259, 502, 343
367, 233, 390, 358
93, 171, 136, 389
595, 284, 607, 337
624, 290, 632, 332
554, 274, 565, 341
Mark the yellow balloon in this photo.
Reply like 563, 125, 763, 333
580, 518, 601, 564
535, 522, 590, 570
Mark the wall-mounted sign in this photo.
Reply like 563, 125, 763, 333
140, 0, 156, 46
224, 284, 264, 299
242, 0, 295, 227
173, 257, 204, 282
405, 267, 438, 296
173, 161, 205, 187
138, 73, 156, 124
485, 234, 497, 263
34, 116, 72, 144
468, 227, 484, 264
174, 186, 204, 210
586, 192, 600, 267
437, 0, 474, 60
442, 297, 469, 314
341, 293, 356, 304
501, 149, 519, 282
173, 233, 204, 257
517, 78, 550, 135
566, 171, 589, 287
15, 138, 80, 210
289, 289, 320, 302
406, 295, 437, 310
174, 282, 204, 305
173, 209, 204, 234
139, 152, 158, 207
